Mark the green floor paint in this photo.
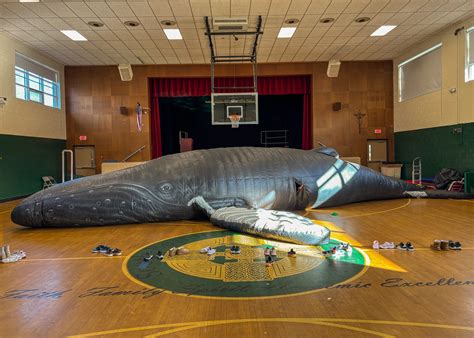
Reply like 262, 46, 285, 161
0, 134, 65, 200
395, 122, 474, 179
127, 230, 365, 298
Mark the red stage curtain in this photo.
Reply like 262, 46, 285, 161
149, 76, 312, 158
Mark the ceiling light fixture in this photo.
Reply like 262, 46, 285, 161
371, 25, 397, 36
124, 21, 140, 27
88, 21, 104, 28
319, 17, 335, 24
60, 30, 87, 41
278, 27, 296, 38
164, 28, 183, 40
354, 17, 371, 23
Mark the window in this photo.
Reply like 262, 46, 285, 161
15, 53, 60, 109
466, 27, 474, 82
398, 44, 442, 102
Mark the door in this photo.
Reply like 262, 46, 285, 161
74, 145, 96, 177
367, 139, 388, 172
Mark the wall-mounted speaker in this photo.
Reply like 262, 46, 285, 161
327, 60, 341, 78
120, 106, 128, 115
333, 102, 342, 111
118, 64, 133, 81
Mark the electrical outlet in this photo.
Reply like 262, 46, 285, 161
452, 126, 463, 134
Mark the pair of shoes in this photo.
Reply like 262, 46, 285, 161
199, 246, 216, 255
288, 249, 296, 257
373, 241, 395, 249
105, 248, 122, 256
265, 255, 273, 266
270, 247, 277, 256
322, 246, 337, 256
155, 251, 164, 260
338, 242, 353, 253
230, 246, 240, 254
448, 240, 462, 250
397, 242, 415, 251
144, 252, 154, 261
92, 245, 111, 253
264, 247, 271, 256
169, 247, 190, 257
1, 250, 26, 263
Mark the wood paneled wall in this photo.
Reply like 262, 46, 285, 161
65, 61, 393, 172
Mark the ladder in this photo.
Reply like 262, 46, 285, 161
412, 157, 422, 185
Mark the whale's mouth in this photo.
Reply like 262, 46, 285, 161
11, 201, 44, 227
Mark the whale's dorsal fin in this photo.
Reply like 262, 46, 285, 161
312, 146, 339, 158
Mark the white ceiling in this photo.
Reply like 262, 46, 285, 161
0, 0, 473, 66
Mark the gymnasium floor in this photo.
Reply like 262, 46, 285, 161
1, 197, 473, 337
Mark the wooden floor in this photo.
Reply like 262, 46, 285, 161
1, 198, 473, 337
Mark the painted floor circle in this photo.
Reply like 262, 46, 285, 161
126, 230, 366, 298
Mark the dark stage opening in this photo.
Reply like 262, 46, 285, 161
159, 95, 303, 155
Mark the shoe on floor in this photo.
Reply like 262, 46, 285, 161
264, 247, 271, 256
288, 249, 296, 257
92, 245, 109, 253
430, 240, 441, 251
4, 245, 11, 257
207, 248, 216, 255
396, 242, 406, 250
176, 247, 190, 255
380, 242, 395, 249
156, 251, 164, 260
200, 246, 211, 254
372, 240, 380, 249
104, 248, 121, 257
144, 252, 153, 261
0, 246, 5, 260
406, 242, 415, 251
231, 246, 241, 254
168, 247, 177, 257
1, 251, 25, 263
440, 240, 449, 251
270, 247, 277, 257
454, 241, 462, 250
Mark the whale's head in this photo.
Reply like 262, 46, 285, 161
11, 169, 194, 227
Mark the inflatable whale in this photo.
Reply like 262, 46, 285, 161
11, 147, 463, 245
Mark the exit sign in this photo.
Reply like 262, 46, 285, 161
374, 129, 382, 134
79, 135, 87, 141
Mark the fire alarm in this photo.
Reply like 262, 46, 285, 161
79, 135, 87, 141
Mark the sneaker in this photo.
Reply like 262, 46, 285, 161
176, 247, 190, 255
12, 250, 26, 259
380, 242, 395, 249
144, 252, 154, 261
156, 251, 164, 260
454, 241, 462, 250
264, 247, 271, 256
4, 245, 11, 257
168, 247, 177, 257
231, 246, 241, 254
288, 249, 296, 257
207, 248, 216, 255
397, 242, 406, 250
0, 246, 5, 260
372, 241, 380, 249
92, 245, 109, 253
406, 242, 415, 251
265, 255, 272, 266
1, 252, 23, 263
270, 247, 277, 257
440, 240, 449, 251
430, 240, 441, 251
200, 246, 211, 254
112, 248, 122, 256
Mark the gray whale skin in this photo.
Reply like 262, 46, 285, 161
11, 147, 426, 245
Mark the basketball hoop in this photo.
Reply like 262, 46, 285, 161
228, 114, 241, 128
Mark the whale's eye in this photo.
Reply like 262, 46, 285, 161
160, 183, 173, 193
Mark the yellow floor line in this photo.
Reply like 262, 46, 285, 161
0, 209, 12, 214
22, 256, 128, 262
68, 317, 474, 337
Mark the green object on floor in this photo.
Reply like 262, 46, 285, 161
331, 212, 339, 216
465, 172, 474, 194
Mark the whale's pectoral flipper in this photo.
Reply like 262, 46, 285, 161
188, 196, 330, 245
188, 196, 248, 216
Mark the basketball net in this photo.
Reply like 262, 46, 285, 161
228, 114, 241, 128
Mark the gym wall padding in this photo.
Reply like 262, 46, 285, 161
395, 122, 474, 179
0, 134, 65, 200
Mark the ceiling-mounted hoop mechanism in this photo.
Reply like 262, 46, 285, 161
204, 16, 263, 94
